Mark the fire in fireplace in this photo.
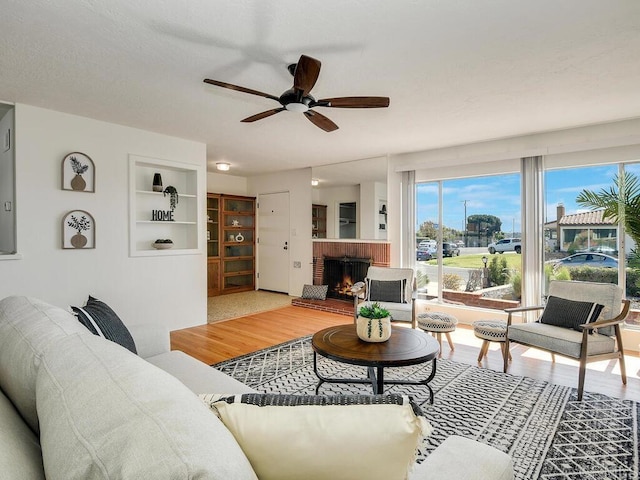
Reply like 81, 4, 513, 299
323, 256, 371, 300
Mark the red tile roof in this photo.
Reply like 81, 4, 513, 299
559, 209, 616, 226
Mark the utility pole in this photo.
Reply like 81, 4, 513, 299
462, 200, 468, 247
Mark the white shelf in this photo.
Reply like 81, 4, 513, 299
129, 155, 204, 257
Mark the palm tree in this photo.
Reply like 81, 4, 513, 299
576, 171, 640, 251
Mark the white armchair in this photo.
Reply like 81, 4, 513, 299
352, 266, 417, 328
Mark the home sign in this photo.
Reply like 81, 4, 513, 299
152, 209, 174, 221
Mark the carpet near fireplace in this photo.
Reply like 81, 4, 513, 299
213, 336, 639, 480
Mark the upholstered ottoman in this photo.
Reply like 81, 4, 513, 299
417, 312, 458, 355
473, 320, 512, 364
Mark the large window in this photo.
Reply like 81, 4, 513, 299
415, 174, 521, 302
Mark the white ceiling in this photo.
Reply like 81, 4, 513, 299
1, 1, 639, 177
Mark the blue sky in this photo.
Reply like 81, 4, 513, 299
416, 163, 640, 234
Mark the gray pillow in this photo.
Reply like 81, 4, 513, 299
539, 296, 604, 332
367, 279, 406, 303
301, 284, 328, 300
72, 296, 137, 354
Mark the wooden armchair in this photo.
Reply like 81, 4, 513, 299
503, 280, 629, 401
351, 266, 417, 328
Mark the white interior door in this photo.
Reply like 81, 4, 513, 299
257, 192, 290, 293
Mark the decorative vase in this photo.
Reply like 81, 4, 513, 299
152, 173, 163, 192
356, 316, 392, 342
70, 174, 86, 191
234, 232, 244, 242
70, 233, 87, 249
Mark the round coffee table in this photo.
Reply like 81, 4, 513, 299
311, 324, 440, 403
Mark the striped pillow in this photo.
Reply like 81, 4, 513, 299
539, 296, 604, 332
367, 279, 406, 303
71, 296, 137, 354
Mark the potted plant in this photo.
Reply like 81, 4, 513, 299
163, 186, 179, 212
356, 302, 392, 342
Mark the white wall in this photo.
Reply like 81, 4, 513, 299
0, 104, 207, 333
314, 185, 359, 238
247, 168, 312, 297
207, 171, 248, 196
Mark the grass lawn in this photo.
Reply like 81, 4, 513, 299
426, 253, 522, 270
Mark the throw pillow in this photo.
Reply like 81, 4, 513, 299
200, 393, 431, 480
367, 278, 407, 303
539, 295, 604, 331
301, 284, 328, 300
71, 296, 137, 354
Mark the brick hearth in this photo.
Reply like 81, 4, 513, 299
291, 297, 354, 317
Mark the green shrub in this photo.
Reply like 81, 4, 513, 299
443, 273, 463, 290
416, 270, 429, 289
488, 256, 509, 286
509, 269, 522, 299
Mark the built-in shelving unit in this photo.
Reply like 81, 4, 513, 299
129, 155, 204, 257
312, 204, 327, 238
221, 195, 255, 294
207, 194, 221, 296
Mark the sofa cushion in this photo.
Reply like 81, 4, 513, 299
201, 393, 430, 480
146, 350, 257, 395
36, 334, 257, 480
71, 295, 137, 353
411, 435, 514, 480
0, 296, 90, 433
539, 296, 604, 332
0, 388, 45, 480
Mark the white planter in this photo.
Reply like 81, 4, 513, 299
356, 316, 392, 342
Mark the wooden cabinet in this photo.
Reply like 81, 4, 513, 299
221, 196, 255, 293
206, 194, 256, 295
207, 194, 221, 296
312, 204, 327, 238
129, 155, 203, 256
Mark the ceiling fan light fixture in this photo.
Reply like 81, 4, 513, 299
285, 102, 309, 113
216, 162, 230, 171
311, 179, 319, 186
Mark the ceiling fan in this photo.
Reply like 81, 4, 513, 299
203, 54, 390, 132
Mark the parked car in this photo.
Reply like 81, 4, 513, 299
441, 242, 460, 257
455, 240, 465, 247
416, 249, 432, 261
577, 245, 618, 256
418, 239, 436, 250
488, 238, 521, 254
550, 253, 618, 269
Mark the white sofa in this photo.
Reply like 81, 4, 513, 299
0, 296, 513, 480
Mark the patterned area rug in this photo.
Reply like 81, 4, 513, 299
214, 336, 639, 480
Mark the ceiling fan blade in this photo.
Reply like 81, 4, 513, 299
304, 110, 338, 132
316, 96, 390, 108
203, 79, 280, 102
293, 55, 321, 96
241, 108, 285, 123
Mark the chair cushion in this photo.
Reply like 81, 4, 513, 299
507, 322, 615, 358
366, 266, 414, 306
200, 393, 431, 480
539, 296, 604, 332
378, 302, 413, 322
71, 295, 137, 354
367, 279, 406, 303
0, 296, 90, 433
36, 333, 257, 480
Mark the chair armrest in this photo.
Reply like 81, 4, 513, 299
504, 305, 544, 326
579, 299, 630, 331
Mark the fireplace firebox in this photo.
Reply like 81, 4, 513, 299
323, 256, 371, 300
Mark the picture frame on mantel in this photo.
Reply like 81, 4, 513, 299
62, 152, 95, 192
62, 210, 95, 249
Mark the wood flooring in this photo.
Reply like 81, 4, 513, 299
170, 305, 640, 401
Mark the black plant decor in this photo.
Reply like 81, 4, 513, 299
163, 186, 179, 212
70, 156, 89, 175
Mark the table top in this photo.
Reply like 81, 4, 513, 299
312, 324, 440, 368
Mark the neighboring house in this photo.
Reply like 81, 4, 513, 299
545, 204, 621, 253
